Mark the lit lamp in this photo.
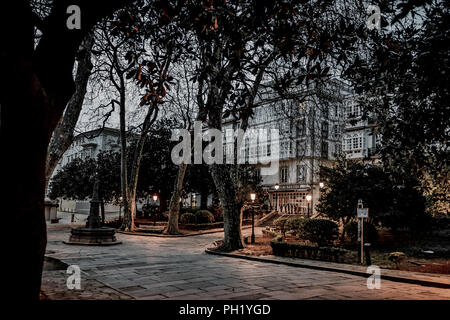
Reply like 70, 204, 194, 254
306, 194, 312, 218
118, 196, 123, 219
274, 184, 279, 212
319, 182, 324, 189
152, 194, 158, 225
250, 193, 256, 244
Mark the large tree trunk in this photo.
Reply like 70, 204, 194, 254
1, 0, 135, 301
207, 108, 243, 251
209, 164, 244, 250
165, 163, 188, 234
45, 33, 94, 189
1, 22, 55, 300
3, 96, 50, 300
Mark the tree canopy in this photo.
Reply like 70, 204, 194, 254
317, 159, 430, 232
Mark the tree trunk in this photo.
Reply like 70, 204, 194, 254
0, 0, 136, 301
118, 79, 132, 231
165, 163, 188, 234
209, 164, 244, 250
207, 108, 243, 251
127, 106, 157, 230
1, 49, 53, 300
45, 33, 94, 189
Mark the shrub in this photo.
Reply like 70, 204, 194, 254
344, 221, 379, 244
285, 217, 306, 233
195, 210, 215, 224
298, 218, 339, 247
270, 240, 349, 262
180, 212, 196, 224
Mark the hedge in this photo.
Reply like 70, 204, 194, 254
180, 212, 196, 224
298, 218, 339, 246
271, 239, 349, 262
195, 210, 215, 224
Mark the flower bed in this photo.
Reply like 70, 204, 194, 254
270, 238, 349, 263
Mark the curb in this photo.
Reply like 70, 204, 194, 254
205, 249, 450, 289
117, 225, 252, 238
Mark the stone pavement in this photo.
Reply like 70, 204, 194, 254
43, 227, 450, 300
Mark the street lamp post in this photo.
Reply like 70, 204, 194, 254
250, 193, 256, 244
306, 194, 312, 218
119, 196, 123, 220
274, 184, 279, 212
152, 194, 158, 226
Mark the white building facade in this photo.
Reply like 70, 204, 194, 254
221, 80, 354, 216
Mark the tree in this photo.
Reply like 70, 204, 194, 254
133, 119, 179, 212
49, 122, 178, 213
1, 0, 135, 299
181, 0, 346, 251
93, 3, 187, 231
316, 159, 429, 232
184, 164, 216, 210
341, 0, 450, 215
48, 151, 122, 209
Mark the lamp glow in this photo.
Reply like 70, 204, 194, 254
250, 193, 256, 202
306, 194, 312, 201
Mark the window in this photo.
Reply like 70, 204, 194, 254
343, 134, 363, 151
297, 165, 306, 183
191, 194, 197, 209
296, 140, 305, 157
296, 118, 305, 137
323, 105, 329, 119
344, 100, 361, 119
280, 166, 289, 183
321, 121, 329, 138
352, 136, 362, 149
244, 137, 249, 162
335, 143, 342, 156
321, 141, 329, 159
333, 124, 339, 138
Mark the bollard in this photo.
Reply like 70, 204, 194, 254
364, 243, 372, 266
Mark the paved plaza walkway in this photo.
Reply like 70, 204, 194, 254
43, 227, 450, 300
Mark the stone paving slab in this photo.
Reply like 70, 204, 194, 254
205, 249, 450, 288
41, 270, 134, 300
42, 227, 450, 300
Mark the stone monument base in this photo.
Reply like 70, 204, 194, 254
64, 227, 122, 246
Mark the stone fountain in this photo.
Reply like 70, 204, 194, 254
64, 180, 121, 246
